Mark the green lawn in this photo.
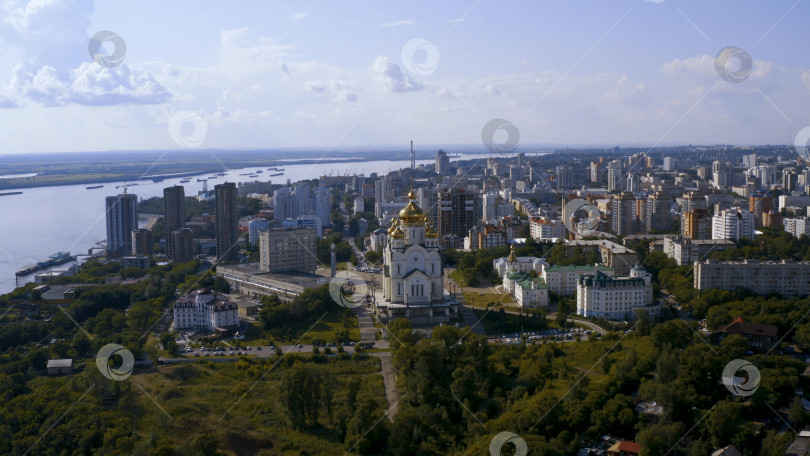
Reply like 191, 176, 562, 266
294, 309, 361, 344
463, 291, 513, 308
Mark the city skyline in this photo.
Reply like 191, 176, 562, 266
1, 1, 810, 154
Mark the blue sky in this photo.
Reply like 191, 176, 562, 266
1, 0, 809, 154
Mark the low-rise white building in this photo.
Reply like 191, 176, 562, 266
493, 250, 547, 277
576, 265, 657, 320
543, 264, 614, 296
174, 288, 239, 332
501, 248, 549, 307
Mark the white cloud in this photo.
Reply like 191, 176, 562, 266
381, 19, 414, 27
368, 56, 422, 92
291, 11, 307, 20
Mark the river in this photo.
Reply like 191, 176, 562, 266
1, 153, 496, 294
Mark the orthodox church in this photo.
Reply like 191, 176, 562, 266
374, 189, 459, 325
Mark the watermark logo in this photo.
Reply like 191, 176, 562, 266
401, 38, 440, 76
563, 198, 601, 236
722, 359, 760, 397
88, 31, 127, 67
96, 343, 135, 381
794, 126, 810, 161
714, 46, 752, 84
169, 111, 208, 149
481, 119, 520, 154
329, 271, 368, 309
489, 431, 528, 456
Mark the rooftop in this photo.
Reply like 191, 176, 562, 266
47, 359, 73, 368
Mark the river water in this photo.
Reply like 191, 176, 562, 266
0, 153, 495, 294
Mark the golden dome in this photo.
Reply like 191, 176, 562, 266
407, 188, 417, 199
398, 201, 424, 223
425, 221, 438, 238
391, 226, 405, 239
387, 218, 398, 234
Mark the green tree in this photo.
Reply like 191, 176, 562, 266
280, 362, 332, 427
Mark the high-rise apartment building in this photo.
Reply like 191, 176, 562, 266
131, 229, 153, 256
171, 228, 194, 262
683, 208, 712, 240
163, 185, 186, 261
313, 186, 331, 227
645, 191, 671, 233
607, 160, 622, 192
215, 182, 239, 262
556, 165, 573, 190
435, 149, 450, 175
258, 228, 318, 273
712, 207, 754, 242
438, 188, 477, 238
105, 192, 138, 257
611, 191, 636, 236
417, 187, 439, 223
375, 176, 393, 203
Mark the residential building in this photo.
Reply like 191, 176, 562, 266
47, 359, 73, 376
694, 259, 810, 297
543, 264, 614, 295
662, 156, 675, 171
607, 159, 623, 192
258, 228, 318, 273
131, 229, 153, 256
248, 220, 270, 246
712, 207, 755, 242
576, 265, 656, 320
662, 236, 735, 266
164, 185, 186, 261
313, 186, 331, 227
438, 188, 476, 238
606, 441, 640, 456
611, 191, 636, 236
435, 149, 450, 175
105, 192, 138, 258
122, 256, 151, 269
683, 208, 712, 240
713, 317, 778, 352
556, 164, 574, 190
644, 191, 671, 233
530, 217, 567, 240
173, 288, 239, 332
237, 180, 273, 195
565, 239, 639, 275
375, 201, 408, 220
374, 176, 393, 203
785, 217, 810, 238
748, 193, 773, 226
215, 182, 239, 262
417, 187, 439, 223
353, 197, 364, 215
171, 228, 194, 262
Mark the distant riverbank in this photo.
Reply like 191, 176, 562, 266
0, 157, 383, 191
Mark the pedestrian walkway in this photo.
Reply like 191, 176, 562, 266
355, 305, 378, 341
458, 301, 486, 336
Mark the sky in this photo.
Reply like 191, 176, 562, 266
1, 0, 810, 154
